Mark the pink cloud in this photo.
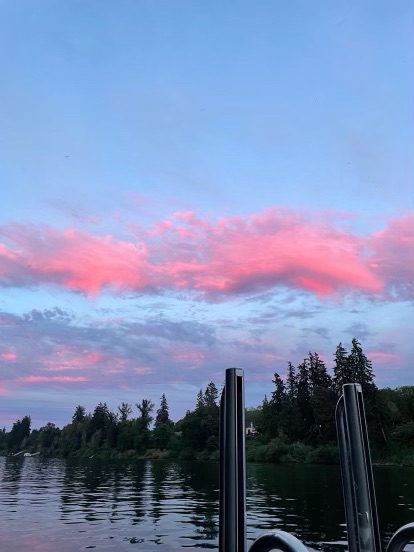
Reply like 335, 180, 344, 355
0, 209, 412, 300
42, 347, 103, 371
133, 366, 154, 375
1, 352, 16, 361
368, 214, 414, 299
18, 375, 90, 383
171, 350, 208, 362
368, 351, 400, 365
170, 349, 209, 370
0, 225, 152, 294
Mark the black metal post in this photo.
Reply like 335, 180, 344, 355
219, 367, 246, 552
336, 384, 381, 552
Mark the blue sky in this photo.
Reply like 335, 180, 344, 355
0, 0, 413, 429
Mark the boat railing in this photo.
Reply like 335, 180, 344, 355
219, 369, 414, 552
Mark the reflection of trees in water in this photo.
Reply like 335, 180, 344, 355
130, 460, 149, 523
247, 463, 414, 552
61, 458, 119, 523
149, 460, 169, 523
174, 461, 219, 542
246, 463, 345, 548
374, 466, 414, 548
1, 457, 25, 505
60, 458, 148, 525
0, 457, 58, 512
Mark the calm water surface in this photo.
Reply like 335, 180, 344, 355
0, 457, 413, 552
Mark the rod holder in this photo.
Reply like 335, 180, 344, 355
219, 368, 310, 552
336, 383, 381, 552
219, 367, 246, 552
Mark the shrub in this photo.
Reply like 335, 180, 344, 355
306, 445, 339, 464
178, 448, 196, 461
391, 422, 414, 445
266, 438, 288, 463
282, 442, 312, 463
246, 444, 268, 462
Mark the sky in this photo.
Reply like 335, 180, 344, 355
0, 0, 413, 430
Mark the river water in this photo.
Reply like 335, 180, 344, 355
0, 457, 413, 552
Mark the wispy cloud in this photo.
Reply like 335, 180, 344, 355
0, 308, 220, 395
367, 351, 400, 365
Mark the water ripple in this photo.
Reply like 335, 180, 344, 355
1, 458, 414, 551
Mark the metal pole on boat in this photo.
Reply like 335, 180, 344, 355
219, 367, 246, 552
219, 367, 312, 552
336, 384, 381, 552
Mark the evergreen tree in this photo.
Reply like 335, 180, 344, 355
180, 383, 219, 453
155, 394, 171, 427
204, 382, 219, 408
296, 359, 313, 432
349, 338, 376, 393
308, 352, 331, 389
72, 405, 86, 423
310, 386, 337, 444
153, 394, 173, 449
38, 422, 61, 454
88, 403, 118, 449
263, 373, 287, 439
261, 395, 271, 436
7, 415, 31, 451
90, 403, 111, 433
202, 382, 220, 451
271, 373, 286, 411
195, 389, 204, 411
333, 342, 352, 395
286, 362, 297, 399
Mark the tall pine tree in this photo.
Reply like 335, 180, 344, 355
155, 394, 171, 426
308, 352, 331, 389
333, 342, 352, 395
349, 338, 376, 393
286, 362, 297, 399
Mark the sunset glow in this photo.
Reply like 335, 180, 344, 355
0, 1, 412, 429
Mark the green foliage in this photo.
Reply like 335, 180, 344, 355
245, 407, 263, 430
282, 442, 313, 463
178, 448, 196, 461
401, 455, 414, 467
118, 402, 132, 422
152, 423, 174, 450
155, 394, 171, 427
390, 422, 414, 445
7, 415, 31, 452
305, 445, 339, 464
153, 394, 174, 450
1, 339, 412, 466
266, 438, 288, 463
72, 405, 86, 423
246, 442, 269, 463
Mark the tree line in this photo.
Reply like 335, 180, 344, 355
1, 339, 413, 465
